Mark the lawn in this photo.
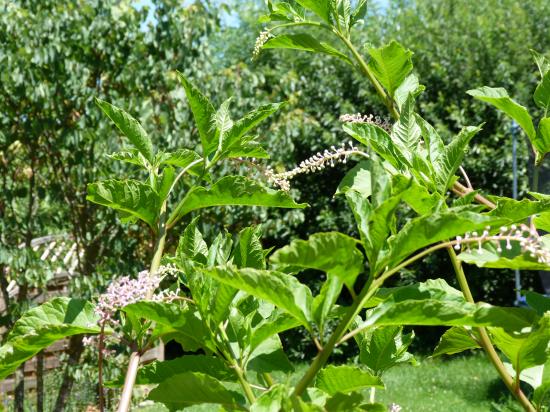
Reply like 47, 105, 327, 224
135, 354, 523, 412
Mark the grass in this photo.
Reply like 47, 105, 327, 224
134, 353, 524, 412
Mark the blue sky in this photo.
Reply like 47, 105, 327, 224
135, 0, 390, 27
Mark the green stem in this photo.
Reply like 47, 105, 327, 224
533, 164, 540, 193
218, 325, 256, 404
447, 247, 535, 412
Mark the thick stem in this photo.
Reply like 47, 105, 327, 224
118, 201, 168, 412
447, 247, 535, 412
117, 352, 141, 412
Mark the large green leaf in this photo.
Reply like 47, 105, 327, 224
168, 176, 306, 227
270, 232, 363, 288
534, 71, 550, 112
87, 179, 159, 228
0, 298, 101, 380
357, 326, 414, 374
377, 208, 507, 274
467, 87, 536, 139
263, 34, 352, 64
294, 0, 331, 23
437, 125, 482, 191
250, 311, 302, 351
176, 72, 217, 156
312, 275, 344, 333
391, 94, 421, 151
148, 372, 246, 410
246, 335, 294, 374
106, 355, 236, 387
202, 266, 313, 329
432, 327, 481, 357
532, 49, 550, 78
490, 314, 550, 375
107, 149, 150, 169
96, 99, 155, 164
360, 280, 537, 331
315, 365, 384, 395
251, 385, 291, 412
367, 41, 413, 98
525, 291, 550, 316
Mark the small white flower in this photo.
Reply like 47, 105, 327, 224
253, 30, 272, 59
389, 404, 402, 412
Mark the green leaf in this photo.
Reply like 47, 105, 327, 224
107, 149, 149, 169
536, 117, 550, 164
295, 0, 331, 23
533, 381, 550, 409
223, 103, 284, 153
106, 355, 236, 387
251, 385, 291, 412
247, 335, 294, 374
531, 49, 550, 78
148, 372, 246, 410
87, 179, 159, 228
315, 365, 384, 395
350, 0, 368, 27
234, 226, 266, 270
176, 72, 217, 156
367, 41, 413, 98
313, 275, 343, 332
378, 208, 507, 274
525, 291, 550, 316
534, 71, 550, 111
488, 195, 550, 221
0, 298, 101, 380
467, 87, 536, 140
392, 174, 441, 215
343, 123, 410, 170
250, 311, 301, 351
324, 392, 365, 412
270, 232, 363, 288
391, 93, 421, 150
177, 217, 209, 265
95, 99, 154, 164
432, 327, 481, 357
395, 74, 424, 111
156, 149, 202, 170
361, 279, 537, 331
437, 125, 482, 191
490, 314, 550, 375
357, 326, 415, 373
202, 266, 313, 329
263, 34, 352, 65
168, 176, 306, 227
122, 301, 211, 352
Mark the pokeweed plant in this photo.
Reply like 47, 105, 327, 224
1, 3, 550, 412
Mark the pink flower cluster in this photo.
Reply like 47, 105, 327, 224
94, 270, 161, 327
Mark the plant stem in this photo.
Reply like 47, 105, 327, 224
447, 247, 535, 412
293, 275, 379, 397
98, 326, 106, 412
117, 201, 168, 412
218, 325, 256, 404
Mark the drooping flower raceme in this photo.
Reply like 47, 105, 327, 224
265, 142, 368, 191
454, 224, 550, 263
253, 30, 271, 59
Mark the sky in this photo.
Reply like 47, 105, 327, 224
134, 0, 390, 28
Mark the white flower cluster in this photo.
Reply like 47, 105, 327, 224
94, 270, 161, 327
339, 113, 392, 132
389, 404, 402, 412
253, 30, 271, 59
265, 142, 364, 191
454, 224, 550, 263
